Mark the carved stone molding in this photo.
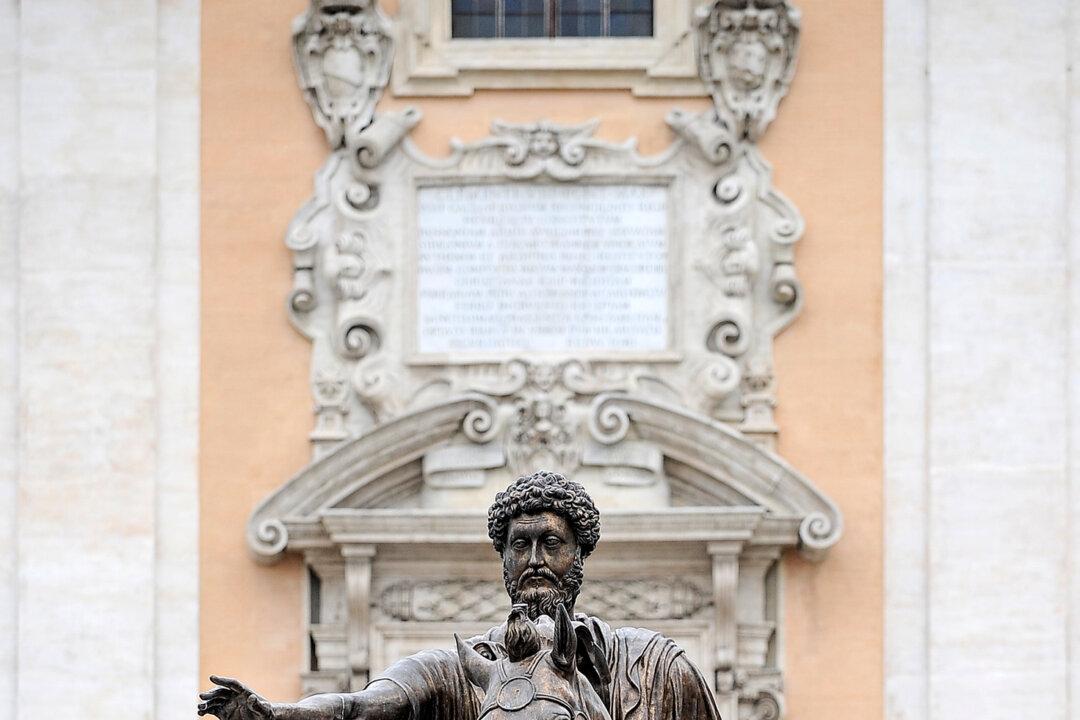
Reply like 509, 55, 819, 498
585, 394, 842, 557
247, 398, 840, 563
292, 0, 395, 147
696, 0, 801, 140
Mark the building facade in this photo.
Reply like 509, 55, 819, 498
0, 1, 1077, 720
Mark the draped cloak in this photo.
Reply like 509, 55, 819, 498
366, 614, 723, 720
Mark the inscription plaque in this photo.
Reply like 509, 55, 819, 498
417, 183, 669, 354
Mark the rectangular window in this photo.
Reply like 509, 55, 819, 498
451, 0, 653, 38
396, 0, 699, 97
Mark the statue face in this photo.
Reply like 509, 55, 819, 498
502, 512, 581, 619
528, 130, 559, 157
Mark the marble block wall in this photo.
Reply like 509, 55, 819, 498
885, 0, 1080, 718
1, 1, 17, 717
0, 2, 201, 720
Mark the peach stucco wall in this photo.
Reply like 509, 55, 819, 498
200, 1, 883, 717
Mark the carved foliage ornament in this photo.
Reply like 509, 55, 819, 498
293, 0, 394, 148
448, 118, 639, 182
481, 120, 616, 170
696, 0, 801, 140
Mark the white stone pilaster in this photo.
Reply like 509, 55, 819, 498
927, 1, 1070, 716
8, 2, 200, 719
886, 1, 1076, 718
0, 3, 19, 718
1069, 0, 1080, 710
883, 1, 929, 719
18, 1, 160, 715
155, 1, 200, 718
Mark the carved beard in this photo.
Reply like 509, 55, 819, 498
503, 553, 585, 621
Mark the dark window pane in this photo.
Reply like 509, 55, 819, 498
478, 14, 499, 37
610, 11, 652, 37
504, 14, 546, 37
453, 14, 499, 38
505, 0, 545, 11
560, 0, 603, 11
452, 0, 498, 38
452, 0, 497, 12
610, 0, 652, 11
452, 15, 478, 37
558, 0, 603, 37
505, 0, 546, 37
558, 14, 602, 37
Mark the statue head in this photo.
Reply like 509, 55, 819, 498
487, 471, 601, 620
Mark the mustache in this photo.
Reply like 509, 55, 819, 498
519, 567, 559, 583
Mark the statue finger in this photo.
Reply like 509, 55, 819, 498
209, 675, 249, 692
199, 697, 229, 713
200, 688, 235, 700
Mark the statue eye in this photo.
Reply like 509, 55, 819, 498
544, 536, 563, 547
512, 539, 529, 550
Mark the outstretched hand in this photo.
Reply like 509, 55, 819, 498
198, 676, 275, 719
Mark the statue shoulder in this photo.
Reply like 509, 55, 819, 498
570, 615, 676, 653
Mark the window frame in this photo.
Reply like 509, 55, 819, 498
450, 0, 655, 40
392, 0, 703, 97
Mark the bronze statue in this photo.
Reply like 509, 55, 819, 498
198, 471, 722, 720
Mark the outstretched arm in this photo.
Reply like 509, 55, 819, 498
273, 682, 410, 720
198, 676, 411, 720
200, 646, 476, 720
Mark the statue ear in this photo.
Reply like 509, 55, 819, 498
551, 604, 577, 677
455, 634, 495, 690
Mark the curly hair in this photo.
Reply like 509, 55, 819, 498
487, 470, 601, 557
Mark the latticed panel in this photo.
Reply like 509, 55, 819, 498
376, 578, 709, 622
577, 579, 710, 620
378, 581, 509, 622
